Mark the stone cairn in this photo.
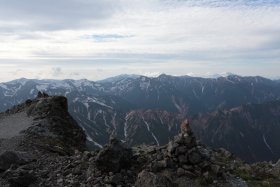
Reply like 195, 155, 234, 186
165, 118, 206, 176
145, 119, 221, 179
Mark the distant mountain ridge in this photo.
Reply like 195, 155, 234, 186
97, 74, 140, 83
99, 74, 280, 115
0, 74, 280, 162
191, 100, 280, 162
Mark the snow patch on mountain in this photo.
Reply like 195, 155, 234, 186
86, 135, 103, 148
225, 77, 236, 84
124, 120, 128, 139
140, 80, 150, 92
124, 112, 133, 139
82, 102, 91, 120
0, 84, 8, 89
36, 84, 49, 91
84, 97, 113, 109
111, 113, 117, 130
71, 79, 93, 88
263, 134, 274, 154
142, 116, 160, 146
53, 82, 72, 90
201, 85, 205, 94
171, 96, 184, 113
103, 113, 109, 128
30, 89, 35, 95
9, 78, 28, 86
98, 74, 140, 84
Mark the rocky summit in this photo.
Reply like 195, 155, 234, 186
1, 94, 280, 186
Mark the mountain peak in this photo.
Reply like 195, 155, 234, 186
157, 73, 180, 80
8, 77, 29, 85
220, 72, 236, 77
1, 94, 86, 155
98, 74, 140, 83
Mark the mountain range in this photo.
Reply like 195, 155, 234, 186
2, 94, 280, 186
191, 100, 280, 163
0, 74, 280, 162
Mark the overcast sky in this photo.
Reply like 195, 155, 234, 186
0, 0, 279, 82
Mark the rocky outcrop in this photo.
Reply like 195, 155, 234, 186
0, 93, 86, 186
132, 129, 227, 186
3, 93, 86, 154
0, 151, 27, 171
135, 170, 175, 187
94, 137, 132, 172
131, 127, 280, 187
23, 95, 86, 154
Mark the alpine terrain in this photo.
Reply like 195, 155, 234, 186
0, 74, 280, 162
1, 94, 280, 186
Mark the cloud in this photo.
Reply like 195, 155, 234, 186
86, 34, 134, 42
0, 0, 279, 80
0, 0, 120, 31
143, 71, 161, 77
51, 67, 63, 76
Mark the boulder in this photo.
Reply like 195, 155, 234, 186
151, 160, 168, 172
94, 138, 132, 172
188, 151, 202, 165
0, 151, 26, 171
272, 159, 280, 177
135, 170, 176, 187
178, 155, 188, 164
177, 168, 185, 176
3, 168, 37, 187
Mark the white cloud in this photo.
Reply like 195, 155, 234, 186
0, 0, 120, 30
142, 72, 161, 77
51, 67, 63, 76
0, 0, 279, 81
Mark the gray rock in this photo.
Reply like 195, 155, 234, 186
178, 155, 188, 164
3, 168, 37, 187
211, 164, 221, 175
177, 146, 187, 154
174, 135, 185, 144
188, 151, 202, 165
177, 168, 185, 176
152, 160, 167, 172
0, 151, 26, 171
135, 170, 176, 187
167, 142, 179, 154
197, 146, 211, 158
227, 177, 248, 187
93, 184, 102, 187
94, 138, 132, 172
182, 164, 193, 171
109, 173, 123, 185
183, 136, 193, 144
219, 148, 232, 158
105, 184, 114, 187
272, 159, 280, 177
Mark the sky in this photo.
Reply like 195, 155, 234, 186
0, 0, 279, 82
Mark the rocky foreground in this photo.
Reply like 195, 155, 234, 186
1, 94, 280, 186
